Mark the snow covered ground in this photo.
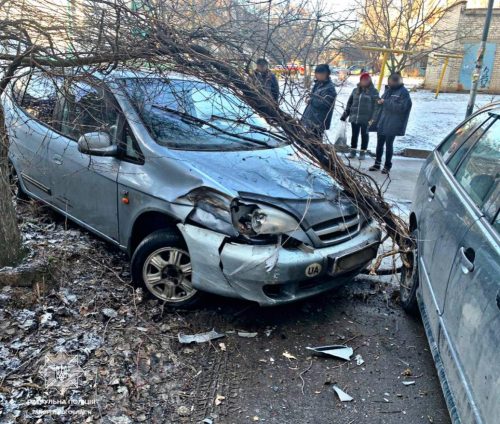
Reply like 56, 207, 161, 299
285, 75, 499, 154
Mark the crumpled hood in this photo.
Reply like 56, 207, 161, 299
169, 145, 340, 200
168, 145, 359, 229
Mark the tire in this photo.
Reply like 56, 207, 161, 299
400, 229, 420, 316
131, 229, 203, 308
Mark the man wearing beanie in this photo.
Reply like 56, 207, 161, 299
254, 58, 280, 102
369, 72, 412, 174
301, 64, 337, 139
341, 72, 379, 160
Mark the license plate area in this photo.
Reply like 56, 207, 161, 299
328, 243, 379, 275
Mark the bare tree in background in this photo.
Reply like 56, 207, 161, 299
357, 0, 462, 74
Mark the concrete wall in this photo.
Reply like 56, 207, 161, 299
424, 1, 500, 93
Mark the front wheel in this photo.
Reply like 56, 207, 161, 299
131, 230, 203, 308
400, 229, 419, 315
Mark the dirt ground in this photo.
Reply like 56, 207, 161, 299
0, 203, 451, 424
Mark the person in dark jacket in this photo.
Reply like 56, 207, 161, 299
301, 64, 337, 139
369, 73, 412, 174
254, 58, 280, 102
340, 72, 379, 160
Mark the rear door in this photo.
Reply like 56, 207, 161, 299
416, 110, 495, 337
439, 119, 500, 424
8, 72, 60, 202
49, 78, 121, 242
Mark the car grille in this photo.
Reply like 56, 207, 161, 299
310, 213, 361, 246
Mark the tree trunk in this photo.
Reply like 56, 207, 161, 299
0, 103, 23, 267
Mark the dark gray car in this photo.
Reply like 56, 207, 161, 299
400, 103, 499, 423
5, 69, 381, 308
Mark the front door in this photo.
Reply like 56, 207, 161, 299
416, 110, 495, 337
439, 118, 500, 424
49, 79, 120, 242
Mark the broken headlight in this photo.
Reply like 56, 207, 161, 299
233, 202, 299, 236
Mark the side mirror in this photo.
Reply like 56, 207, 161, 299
77, 132, 117, 156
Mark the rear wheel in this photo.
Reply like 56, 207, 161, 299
400, 229, 419, 315
131, 229, 203, 308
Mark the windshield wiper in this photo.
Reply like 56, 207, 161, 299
209, 114, 288, 142
151, 105, 271, 147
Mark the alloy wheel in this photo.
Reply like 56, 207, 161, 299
142, 247, 196, 303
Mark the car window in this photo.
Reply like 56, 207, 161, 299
447, 116, 494, 173
60, 80, 119, 141
121, 124, 143, 163
455, 118, 500, 208
438, 111, 491, 163
494, 212, 500, 234
14, 73, 60, 128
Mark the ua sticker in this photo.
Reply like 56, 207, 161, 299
305, 263, 322, 277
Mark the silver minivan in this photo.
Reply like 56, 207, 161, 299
400, 103, 499, 423
5, 69, 381, 307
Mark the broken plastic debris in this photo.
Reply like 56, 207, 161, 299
282, 351, 297, 360
237, 331, 258, 338
333, 385, 353, 402
306, 345, 353, 360
355, 354, 365, 365
402, 381, 415, 386
215, 394, 225, 406
219, 342, 226, 351
178, 330, 225, 344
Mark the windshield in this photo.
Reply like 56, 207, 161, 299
119, 78, 285, 151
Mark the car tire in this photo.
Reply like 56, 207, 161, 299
400, 229, 419, 316
8, 162, 29, 200
131, 229, 203, 308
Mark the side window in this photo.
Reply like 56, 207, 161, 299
438, 112, 490, 163
15, 73, 59, 127
455, 118, 500, 208
494, 212, 499, 234
60, 80, 118, 141
121, 125, 144, 163
447, 116, 493, 173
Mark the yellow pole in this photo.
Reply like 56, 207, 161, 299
378, 51, 389, 91
435, 57, 450, 99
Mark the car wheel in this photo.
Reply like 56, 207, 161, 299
400, 229, 419, 315
131, 229, 203, 308
8, 163, 29, 200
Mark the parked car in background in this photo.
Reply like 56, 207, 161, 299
400, 103, 500, 423
5, 69, 381, 308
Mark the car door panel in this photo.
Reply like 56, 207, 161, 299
7, 73, 60, 202
416, 112, 495, 340
440, 217, 499, 424
438, 117, 500, 424
49, 137, 120, 241
49, 79, 120, 242
417, 154, 479, 339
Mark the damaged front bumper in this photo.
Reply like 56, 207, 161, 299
178, 222, 381, 306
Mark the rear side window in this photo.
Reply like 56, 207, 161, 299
438, 111, 490, 163
455, 118, 500, 208
14, 73, 59, 127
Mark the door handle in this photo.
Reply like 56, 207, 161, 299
52, 154, 63, 165
459, 247, 475, 274
428, 185, 436, 200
